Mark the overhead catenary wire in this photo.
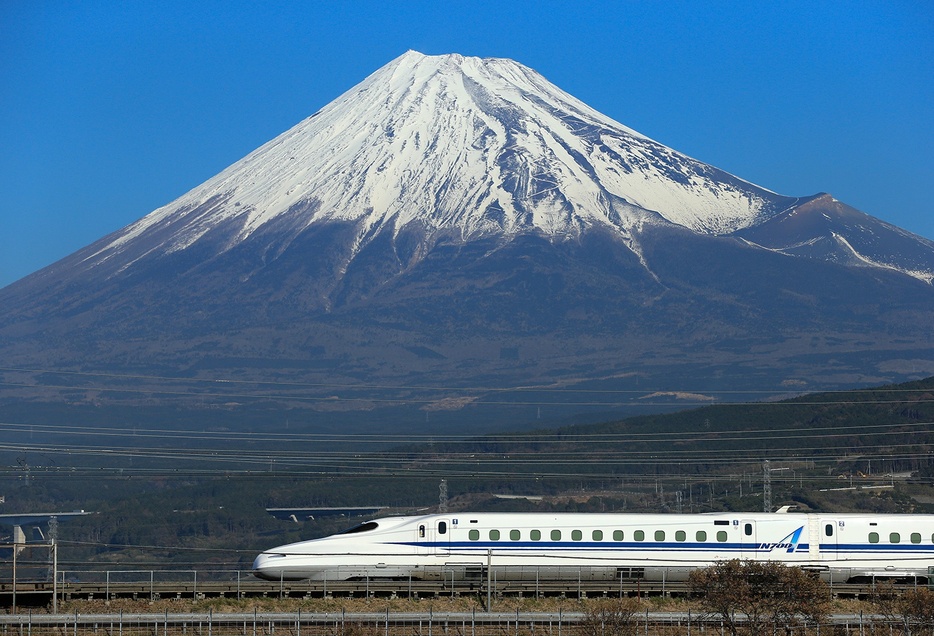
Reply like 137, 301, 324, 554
3, 416, 931, 461
2, 418, 932, 444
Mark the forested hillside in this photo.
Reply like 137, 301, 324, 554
1, 377, 932, 569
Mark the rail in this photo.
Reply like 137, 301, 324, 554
5, 569, 692, 605
0, 609, 907, 635
0, 566, 903, 610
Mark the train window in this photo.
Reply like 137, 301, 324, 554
489, 529, 500, 541
824, 524, 833, 537
469, 529, 480, 541
510, 529, 521, 541
593, 530, 603, 541
655, 530, 665, 541
438, 521, 447, 535
634, 530, 645, 541
676, 531, 686, 542
613, 530, 624, 541
745, 523, 753, 536
572, 530, 583, 541
912, 533, 922, 544
339, 521, 380, 535
696, 531, 707, 542
531, 530, 541, 541
419, 525, 426, 538
890, 533, 901, 544
716, 531, 728, 542
869, 532, 879, 543
551, 529, 562, 541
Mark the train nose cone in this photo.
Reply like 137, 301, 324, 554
251, 552, 282, 581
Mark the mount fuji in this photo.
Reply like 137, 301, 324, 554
2, 51, 933, 433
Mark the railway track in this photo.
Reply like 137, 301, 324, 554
0, 577, 886, 608
0, 609, 909, 636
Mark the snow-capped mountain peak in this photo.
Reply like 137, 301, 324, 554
4, 52, 934, 428
96, 51, 794, 268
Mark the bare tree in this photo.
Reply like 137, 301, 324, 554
873, 583, 934, 635
689, 559, 829, 635
577, 597, 642, 636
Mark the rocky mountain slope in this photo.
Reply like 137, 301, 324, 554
2, 51, 933, 433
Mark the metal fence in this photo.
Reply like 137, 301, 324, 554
0, 610, 907, 636
5, 561, 703, 612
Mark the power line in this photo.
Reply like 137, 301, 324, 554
2, 418, 932, 444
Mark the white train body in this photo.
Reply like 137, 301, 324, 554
252, 512, 934, 584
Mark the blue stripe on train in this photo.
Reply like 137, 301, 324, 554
389, 541, 934, 555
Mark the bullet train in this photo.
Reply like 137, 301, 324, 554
252, 511, 934, 584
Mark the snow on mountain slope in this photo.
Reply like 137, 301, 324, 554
88, 51, 794, 271
3, 53, 934, 421
735, 194, 934, 284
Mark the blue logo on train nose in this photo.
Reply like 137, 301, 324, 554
758, 526, 804, 553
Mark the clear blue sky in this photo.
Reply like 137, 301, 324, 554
2, 1, 931, 288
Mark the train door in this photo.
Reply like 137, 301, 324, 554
417, 522, 430, 555
740, 519, 758, 559
435, 519, 450, 556
821, 519, 839, 556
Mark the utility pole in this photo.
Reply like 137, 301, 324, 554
439, 479, 448, 513
48, 515, 59, 607
763, 460, 772, 513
